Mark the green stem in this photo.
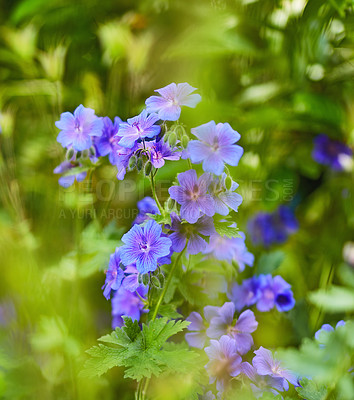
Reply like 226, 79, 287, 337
151, 244, 187, 321
149, 171, 164, 214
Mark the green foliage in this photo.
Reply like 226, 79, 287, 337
257, 250, 285, 274
213, 216, 240, 239
296, 378, 328, 400
82, 317, 197, 381
309, 286, 354, 313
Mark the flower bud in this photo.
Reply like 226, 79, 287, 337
81, 149, 89, 159
168, 132, 177, 147
157, 273, 165, 288
136, 158, 143, 171
144, 161, 152, 176
89, 146, 96, 157
141, 273, 150, 286
175, 125, 186, 138
128, 155, 137, 171
66, 147, 75, 161
225, 176, 233, 191
166, 197, 175, 211
181, 134, 189, 149
151, 275, 161, 289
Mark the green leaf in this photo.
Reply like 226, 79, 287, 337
296, 377, 328, 400
81, 345, 126, 378
213, 219, 240, 239
81, 317, 191, 381
309, 286, 354, 312
257, 251, 285, 274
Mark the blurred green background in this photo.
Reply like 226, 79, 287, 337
0, 0, 353, 399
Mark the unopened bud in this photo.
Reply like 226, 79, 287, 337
66, 147, 75, 161
151, 275, 161, 289
142, 273, 150, 286
175, 125, 186, 138
168, 132, 177, 147
157, 273, 165, 288
181, 134, 189, 149
144, 161, 152, 176
89, 146, 96, 157
166, 197, 175, 211
136, 158, 143, 171
128, 155, 137, 171
81, 149, 89, 159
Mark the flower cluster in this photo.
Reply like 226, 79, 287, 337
228, 274, 295, 312
55, 82, 299, 399
312, 134, 352, 171
242, 347, 299, 397
247, 205, 298, 247
186, 303, 298, 396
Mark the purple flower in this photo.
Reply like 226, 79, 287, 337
169, 212, 215, 255
118, 110, 160, 149
205, 232, 254, 272
110, 143, 137, 180
145, 82, 201, 121
205, 335, 242, 392
188, 121, 243, 175
207, 302, 258, 355
185, 306, 220, 349
95, 116, 122, 158
253, 347, 299, 391
315, 320, 346, 342
209, 174, 242, 216
248, 206, 298, 247
146, 139, 181, 168
111, 285, 147, 329
241, 362, 284, 398
168, 170, 215, 224
312, 134, 352, 171
257, 275, 295, 312
133, 197, 160, 225
53, 160, 87, 188
102, 249, 125, 300
120, 220, 172, 274
55, 105, 103, 151
228, 277, 262, 311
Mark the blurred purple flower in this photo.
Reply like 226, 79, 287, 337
185, 306, 220, 349
205, 335, 242, 392
53, 160, 87, 188
145, 82, 201, 121
257, 275, 295, 312
110, 143, 138, 180
102, 249, 124, 300
133, 196, 160, 225
248, 206, 298, 247
315, 320, 346, 343
168, 170, 215, 224
169, 212, 215, 255
205, 232, 254, 272
228, 277, 262, 311
111, 285, 147, 329
188, 121, 243, 175
120, 220, 172, 274
55, 104, 103, 151
312, 134, 352, 171
207, 302, 258, 355
118, 110, 160, 148
95, 116, 122, 158
253, 347, 299, 391
241, 361, 284, 398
